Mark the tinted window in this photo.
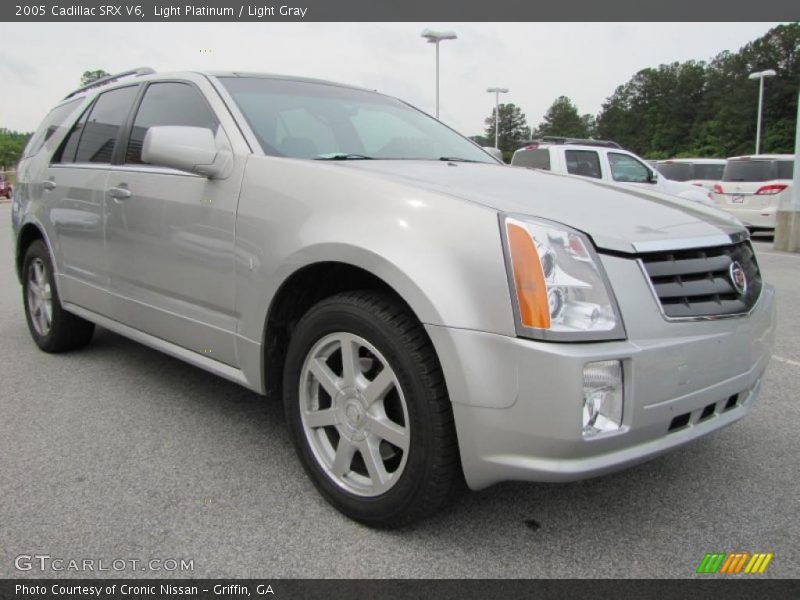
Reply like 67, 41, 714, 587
220, 77, 494, 163
777, 160, 795, 180
656, 162, 692, 181
73, 86, 138, 164
127, 83, 218, 164
693, 163, 725, 180
513, 148, 551, 170
24, 99, 82, 158
608, 152, 651, 183
565, 150, 601, 179
722, 160, 776, 182
54, 106, 91, 164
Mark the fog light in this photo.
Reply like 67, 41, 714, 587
582, 360, 623, 437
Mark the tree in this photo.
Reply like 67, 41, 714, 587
0, 129, 32, 170
534, 96, 593, 138
80, 69, 110, 86
483, 103, 531, 155
594, 23, 799, 158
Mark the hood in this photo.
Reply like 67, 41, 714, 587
334, 161, 745, 254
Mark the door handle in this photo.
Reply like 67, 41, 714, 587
43, 180, 56, 192
107, 186, 132, 201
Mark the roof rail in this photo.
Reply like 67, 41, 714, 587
63, 67, 156, 99
525, 137, 622, 149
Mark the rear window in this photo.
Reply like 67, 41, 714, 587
513, 148, 550, 170
722, 160, 776, 182
656, 162, 692, 181
693, 163, 725, 180
777, 160, 795, 180
22, 99, 82, 158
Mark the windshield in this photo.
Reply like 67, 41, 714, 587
219, 77, 495, 163
722, 160, 777, 182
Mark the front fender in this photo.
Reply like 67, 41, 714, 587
234, 156, 517, 345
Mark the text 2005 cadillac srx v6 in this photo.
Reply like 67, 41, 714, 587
12, 69, 775, 526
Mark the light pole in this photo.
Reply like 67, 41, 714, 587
421, 29, 457, 119
486, 87, 509, 148
748, 69, 777, 155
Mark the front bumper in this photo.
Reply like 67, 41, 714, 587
427, 282, 776, 490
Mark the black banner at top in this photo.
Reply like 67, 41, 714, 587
2, 0, 798, 22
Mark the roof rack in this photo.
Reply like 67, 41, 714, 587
63, 67, 156, 99
524, 137, 622, 149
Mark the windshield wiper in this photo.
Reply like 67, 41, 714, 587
314, 153, 374, 160
439, 156, 480, 163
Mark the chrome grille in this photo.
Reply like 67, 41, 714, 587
640, 241, 762, 319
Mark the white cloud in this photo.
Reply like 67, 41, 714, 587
0, 22, 783, 135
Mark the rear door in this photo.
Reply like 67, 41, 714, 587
43, 85, 139, 317
105, 79, 242, 366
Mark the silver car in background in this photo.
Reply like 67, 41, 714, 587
12, 69, 775, 527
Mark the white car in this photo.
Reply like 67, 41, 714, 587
654, 158, 726, 191
511, 139, 714, 205
712, 155, 794, 231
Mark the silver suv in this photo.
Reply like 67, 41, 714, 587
12, 69, 776, 527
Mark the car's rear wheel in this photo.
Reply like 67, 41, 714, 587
283, 290, 462, 527
22, 240, 95, 353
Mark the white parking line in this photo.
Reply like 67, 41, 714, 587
773, 355, 800, 367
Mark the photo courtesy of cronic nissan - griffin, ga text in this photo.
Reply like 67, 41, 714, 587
11, 68, 775, 527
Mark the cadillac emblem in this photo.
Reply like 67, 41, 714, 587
729, 261, 747, 296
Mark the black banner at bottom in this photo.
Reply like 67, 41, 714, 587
1, 579, 799, 600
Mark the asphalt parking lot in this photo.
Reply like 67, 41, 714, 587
1, 203, 798, 579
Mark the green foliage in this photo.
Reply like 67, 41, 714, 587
596, 23, 799, 157
534, 96, 596, 138
0, 129, 31, 169
80, 69, 110, 86
483, 103, 531, 153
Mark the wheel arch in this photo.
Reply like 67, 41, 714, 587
260, 259, 437, 402
15, 221, 50, 283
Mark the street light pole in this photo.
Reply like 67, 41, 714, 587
421, 29, 457, 119
748, 69, 777, 155
486, 87, 509, 148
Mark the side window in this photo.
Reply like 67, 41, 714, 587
55, 86, 138, 165
565, 150, 601, 179
127, 83, 219, 164
53, 105, 91, 164
24, 99, 82, 159
513, 148, 551, 170
608, 152, 651, 183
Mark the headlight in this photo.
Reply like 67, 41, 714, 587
501, 214, 626, 341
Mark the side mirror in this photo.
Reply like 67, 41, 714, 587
482, 146, 504, 163
142, 126, 231, 178
647, 169, 659, 184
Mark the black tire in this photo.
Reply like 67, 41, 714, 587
22, 240, 95, 353
283, 290, 462, 528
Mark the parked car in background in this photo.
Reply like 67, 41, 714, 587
511, 138, 714, 205
12, 69, 775, 527
0, 173, 12, 199
712, 155, 794, 231
654, 158, 726, 191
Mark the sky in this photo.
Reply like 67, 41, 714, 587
0, 22, 785, 136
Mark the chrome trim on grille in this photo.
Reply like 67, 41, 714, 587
631, 230, 749, 253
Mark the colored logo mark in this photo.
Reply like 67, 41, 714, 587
696, 552, 773, 574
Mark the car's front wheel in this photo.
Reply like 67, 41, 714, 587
283, 291, 461, 527
22, 240, 95, 353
